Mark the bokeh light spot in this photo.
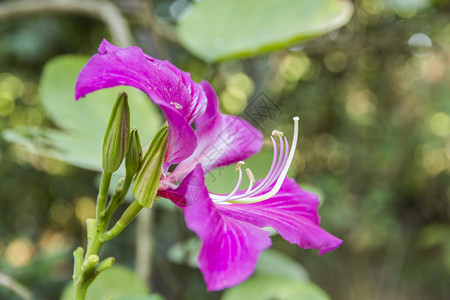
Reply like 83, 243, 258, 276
279, 53, 310, 82
0, 92, 15, 116
226, 73, 254, 96
358, 47, 381, 71
428, 112, 450, 137
328, 150, 350, 174
75, 197, 96, 224
324, 51, 348, 73
170, 0, 193, 20
5, 237, 35, 267
346, 90, 377, 119
422, 148, 447, 175
48, 202, 73, 228
38, 229, 73, 254
420, 55, 446, 84
408, 33, 432, 58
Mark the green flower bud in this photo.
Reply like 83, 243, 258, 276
132, 125, 168, 208
102, 92, 130, 173
125, 128, 142, 177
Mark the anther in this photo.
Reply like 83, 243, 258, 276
236, 161, 245, 171
272, 130, 284, 137
246, 168, 255, 183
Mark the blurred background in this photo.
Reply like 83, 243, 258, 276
0, 0, 449, 299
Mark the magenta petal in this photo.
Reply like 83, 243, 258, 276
196, 209, 272, 291
194, 81, 220, 127
162, 165, 271, 291
169, 81, 263, 180
217, 178, 343, 255
160, 106, 196, 164
75, 39, 206, 122
75, 39, 207, 163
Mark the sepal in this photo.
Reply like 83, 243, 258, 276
102, 92, 130, 173
125, 128, 142, 177
132, 125, 168, 207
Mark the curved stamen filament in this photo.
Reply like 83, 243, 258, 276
210, 117, 299, 204
245, 168, 255, 194
209, 136, 281, 202
259, 136, 285, 192
212, 161, 244, 203
247, 136, 288, 197
210, 132, 286, 202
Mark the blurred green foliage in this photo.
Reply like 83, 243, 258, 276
4, 55, 162, 172
177, 0, 353, 62
60, 265, 151, 300
0, 0, 449, 300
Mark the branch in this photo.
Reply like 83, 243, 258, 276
117, 0, 179, 47
139, 0, 168, 59
135, 207, 154, 286
0, 272, 33, 300
0, 0, 133, 47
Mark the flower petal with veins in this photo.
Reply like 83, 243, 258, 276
160, 165, 342, 290
161, 165, 271, 291
164, 81, 263, 182
75, 39, 207, 164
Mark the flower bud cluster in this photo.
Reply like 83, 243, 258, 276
102, 91, 168, 208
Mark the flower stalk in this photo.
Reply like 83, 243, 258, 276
72, 94, 162, 300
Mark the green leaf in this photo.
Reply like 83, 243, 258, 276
60, 265, 150, 300
256, 249, 309, 281
167, 236, 200, 268
177, 0, 354, 62
3, 126, 105, 170
115, 295, 164, 300
221, 275, 330, 300
3, 55, 162, 172
167, 237, 309, 283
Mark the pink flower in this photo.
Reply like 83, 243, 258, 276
76, 40, 342, 292
159, 83, 342, 291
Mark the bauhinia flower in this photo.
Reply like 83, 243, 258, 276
159, 82, 342, 291
76, 40, 342, 292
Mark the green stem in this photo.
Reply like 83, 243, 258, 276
74, 284, 88, 300
96, 172, 112, 220
72, 247, 84, 280
73, 172, 139, 300
104, 175, 133, 223
103, 200, 143, 242
96, 257, 115, 273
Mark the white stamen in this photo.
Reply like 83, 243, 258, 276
245, 168, 255, 193
213, 162, 244, 203
249, 135, 286, 196
210, 117, 300, 204
246, 168, 255, 183
272, 130, 284, 137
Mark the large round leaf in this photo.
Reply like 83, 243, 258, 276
60, 265, 150, 300
114, 296, 164, 300
221, 275, 330, 300
255, 249, 309, 281
3, 55, 162, 172
177, 0, 354, 62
